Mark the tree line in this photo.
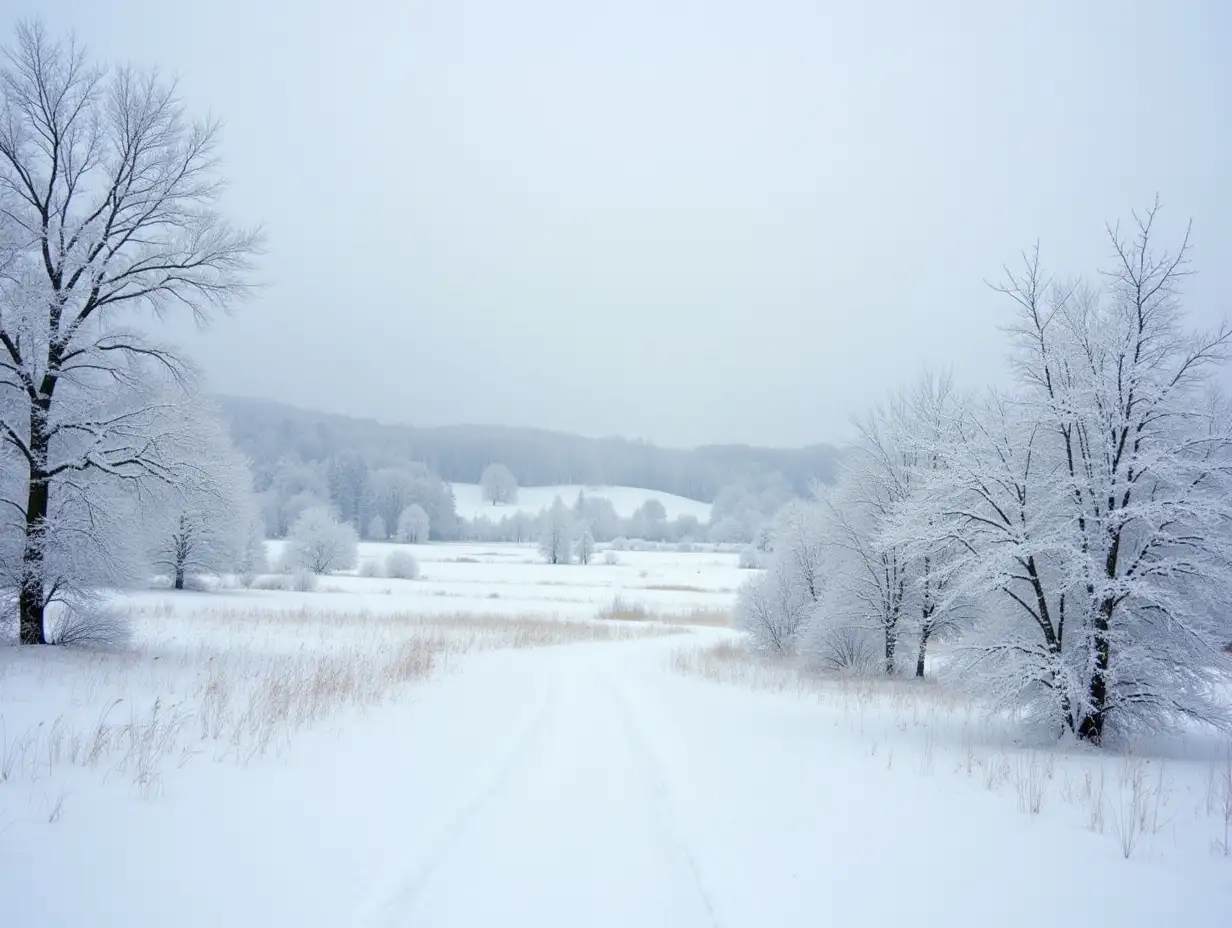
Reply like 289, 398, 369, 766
740, 206, 1232, 745
221, 396, 841, 503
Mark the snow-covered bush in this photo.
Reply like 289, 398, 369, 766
284, 508, 359, 574
367, 515, 388, 541
287, 569, 319, 593
44, 601, 132, 649
357, 559, 383, 579
804, 618, 881, 674
384, 549, 420, 580
603, 550, 620, 566
734, 561, 812, 654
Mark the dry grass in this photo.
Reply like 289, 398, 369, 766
0, 607, 676, 809
597, 595, 730, 627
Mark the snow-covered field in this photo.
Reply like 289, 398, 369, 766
451, 482, 713, 522
1, 543, 1229, 926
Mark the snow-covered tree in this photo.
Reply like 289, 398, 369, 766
708, 515, 746, 544
574, 493, 620, 541
989, 214, 1231, 741
575, 528, 595, 565
859, 374, 970, 677
367, 469, 415, 535
629, 498, 668, 540
735, 559, 812, 654
257, 461, 329, 538
0, 24, 259, 643
284, 507, 358, 574
480, 463, 518, 505
771, 500, 828, 603
888, 209, 1232, 742
396, 504, 430, 544
367, 466, 458, 541
538, 496, 574, 565
148, 424, 260, 590
820, 427, 912, 676
327, 451, 368, 528
367, 514, 387, 541
236, 511, 268, 585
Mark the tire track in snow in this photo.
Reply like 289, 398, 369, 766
603, 669, 727, 928
352, 662, 559, 928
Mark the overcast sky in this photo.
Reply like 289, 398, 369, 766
21, 1, 1232, 447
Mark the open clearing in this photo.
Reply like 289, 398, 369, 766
450, 482, 714, 522
1, 544, 1229, 927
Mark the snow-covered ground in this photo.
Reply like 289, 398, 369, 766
2, 544, 1229, 926
451, 482, 713, 522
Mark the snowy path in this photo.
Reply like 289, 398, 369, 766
359, 642, 725, 927
5, 634, 1229, 927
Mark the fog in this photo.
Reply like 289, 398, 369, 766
23, 0, 1231, 447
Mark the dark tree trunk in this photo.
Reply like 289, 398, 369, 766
18, 405, 51, 645
1078, 601, 1112, 744
915, 626, 931, 678
884, 627, 896, 676
174, 567, 185, 591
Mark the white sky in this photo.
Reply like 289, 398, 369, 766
20, 0, 1232, 446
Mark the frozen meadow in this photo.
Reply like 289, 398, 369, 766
0, 541, 1229, 927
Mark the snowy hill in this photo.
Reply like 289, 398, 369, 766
452, 483, 712, 523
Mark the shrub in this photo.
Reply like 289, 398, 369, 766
287, 569, 319, 593
45, 601, 132, 649
357, 559, 383, 579
385, 549, 420, 580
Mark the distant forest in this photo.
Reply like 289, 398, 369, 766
220, 396, 842, 502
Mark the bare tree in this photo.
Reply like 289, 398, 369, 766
0, 23, 260, 643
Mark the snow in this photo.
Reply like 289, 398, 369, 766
451, 482, 713, 522
1, 545, 1229, 926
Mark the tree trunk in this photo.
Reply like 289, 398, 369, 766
1077, 602, 1112, 744
915, 626, 931, 678
884, 625, 896, 676
18, 414, 50, 645
174, 567, 185, 591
